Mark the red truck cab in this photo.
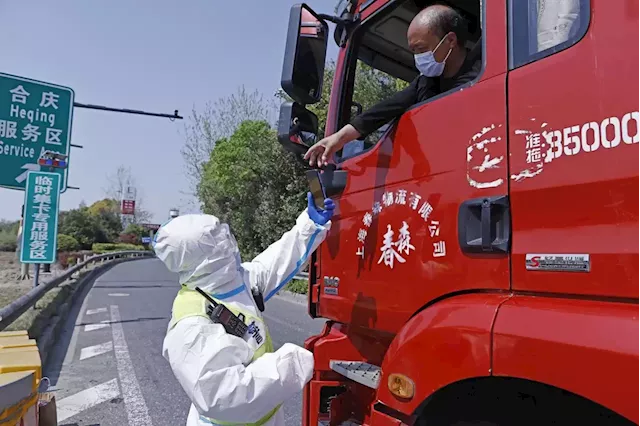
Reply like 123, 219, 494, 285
277, 1, 638, 424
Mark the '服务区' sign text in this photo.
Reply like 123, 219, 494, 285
0, 73, 74, 191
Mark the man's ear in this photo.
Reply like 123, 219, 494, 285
445, 31, 458, 49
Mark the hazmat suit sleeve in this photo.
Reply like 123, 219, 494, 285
242, 209, 331, 302
163, 315, 314, 423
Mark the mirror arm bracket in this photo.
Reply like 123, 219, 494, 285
317, 13, 348, 25
317, 13, 360, 28
318, 13, 360, 47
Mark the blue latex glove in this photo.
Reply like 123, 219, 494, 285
307, 192, 335, 226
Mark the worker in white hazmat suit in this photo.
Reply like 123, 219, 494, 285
154, 192, 335, 426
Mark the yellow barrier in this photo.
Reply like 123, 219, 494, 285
0, 331, 41, 426
0, 335, 36, 350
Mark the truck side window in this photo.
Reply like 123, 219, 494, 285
340, 60, 409, 161
509, 0, 590, 69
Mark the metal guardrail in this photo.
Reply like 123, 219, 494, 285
0, 250, 154, 331
294, 271, 309, 281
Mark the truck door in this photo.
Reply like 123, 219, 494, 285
507, 0, 639, 299
316, 0, 512, 333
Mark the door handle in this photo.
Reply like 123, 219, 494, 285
458, 195, 510, 254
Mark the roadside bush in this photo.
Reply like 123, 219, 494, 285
0, 220, 19, 252
57, 252, 83, 269
117, 233, 138, 245
57, 234, 80, 252
286, 279, 308, 295
92, 243, 145, 254
0, 231, 17, 252
124, 223, 147, 241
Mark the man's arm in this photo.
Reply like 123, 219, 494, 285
350, 77, 420, 138
304, 77, 421, 167
242, 209, 331, 302
163, 316, 314, 423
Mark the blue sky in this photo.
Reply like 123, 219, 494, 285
0, 0, 338, 222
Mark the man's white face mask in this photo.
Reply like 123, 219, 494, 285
414, 34, 452, 77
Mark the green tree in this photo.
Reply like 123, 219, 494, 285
59, 208, 108, 250
87, 198, 119, 216
193, 61, 407, 260
198, 121, 307, 260
124, 223, 147, 241
88, 199, 122, 242
182, 87, 278, 201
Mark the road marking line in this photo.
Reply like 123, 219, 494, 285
108, 293, 130, 297
56, 378, 120, 422
111, 305, 153, 426
79, 341, 113, 360
263, 313, 307, 334
85, 323, 110, 332
63, 279, 95, 366
86, 307, 107, 315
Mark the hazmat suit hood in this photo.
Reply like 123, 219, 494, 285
153, 214, 242, 294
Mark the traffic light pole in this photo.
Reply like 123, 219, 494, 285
73, 102, 183, 120
17, 94, 183, 285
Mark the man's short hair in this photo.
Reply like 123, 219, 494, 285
429, 4, 468, 47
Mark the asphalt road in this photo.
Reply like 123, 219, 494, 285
45, 258, 325, 426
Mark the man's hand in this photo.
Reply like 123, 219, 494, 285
303, 125, 361, 167
307, 193, 335, 226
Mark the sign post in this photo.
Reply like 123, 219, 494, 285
20, 171, 61, 286
0, 73, 74, 192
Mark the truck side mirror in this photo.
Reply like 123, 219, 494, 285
281, 4, 328, 105
277, 101, 319, 158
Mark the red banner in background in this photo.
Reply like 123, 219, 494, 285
121, 200, 135, 215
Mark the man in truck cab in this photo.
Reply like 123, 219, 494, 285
304, 3, 482, 167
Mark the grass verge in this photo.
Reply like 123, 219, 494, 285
285, 279, 308, 295
4, 267, 95, 339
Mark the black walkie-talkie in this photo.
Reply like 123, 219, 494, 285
195, 287, 248, 338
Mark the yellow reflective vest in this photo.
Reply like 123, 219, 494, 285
169, 287, 279, 426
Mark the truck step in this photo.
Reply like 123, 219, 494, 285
329, 360, 381, 389
318, 420, 362, 426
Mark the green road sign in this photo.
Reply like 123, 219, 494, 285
20, 171, 61, 264
0, 73, 74, 192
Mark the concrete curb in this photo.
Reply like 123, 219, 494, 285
36, 257, 139, 367
274, 290, 308, 305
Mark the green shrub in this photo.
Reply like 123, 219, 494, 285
57, 234, 80, 252
0, 231, 17, 252
286, 279, 308, 295
92, 242, 145, 254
